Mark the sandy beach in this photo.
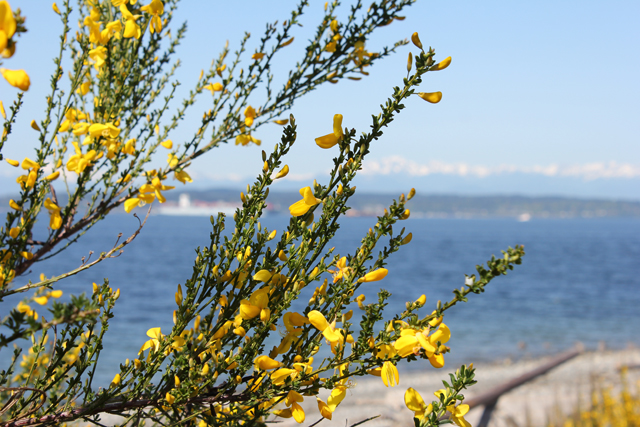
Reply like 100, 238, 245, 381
97, 347, 639, 427
274, 346, 640, 427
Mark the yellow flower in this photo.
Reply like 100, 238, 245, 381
174, 170, 192, 184
124, 197, 142, 213
139, 327, 162, 354
111, 373, 121, 387
290, 401, 305, 423
252, 52, 265, 60
431, 56, 452, 71
83, 12, 103, 44
239, 287, 270, 320
66, 142, 98, 174
330, 19, 339, 33
160, 139, 172, 149
140, 0, 163, 34
327, 385, 346, 411
429, 352, 445, 368
120, 4, 142, 39
142, 176, 175, 203
103, 20, 123, 41
411, 32, 423, 50
122, 138, 136, 155
52, 3, 61, 15
428, 310, 443, 327
273, 119, 288, 125
1, 69, 30, 91
270, 367, 297, 385
430, 323, 451, 345
88, 122, 121, 139
45, 171, 60, 181
167, 153, 179, 168
418, 92, 443, 104
0, 1, 16, 51
88, 46, 107, 70
44, 198, 62, 230
204, 82, 223, 93
329, 256, 351, 283
244, 105, 257, 126
283, 312, 309, 331
308, 310, 344, 343
274, 164, 289, 179
20, 157, 38, 170
289, 186, 321, 216
315, 114, 343, 149
404, 387, 433, 419
254, 355, 282, 371
447, 403, 471, 427
401, 232, 413, 245
273, 409, 292, 419
355, 294, 366, 309
360, 268, 388, 282
381, 360, 399, 387
317, 398, 333, 419
34, 295, 49, 305
17, 301, 37, 319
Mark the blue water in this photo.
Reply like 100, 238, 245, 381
5, 214, 640, 385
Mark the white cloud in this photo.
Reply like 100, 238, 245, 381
360, 156, 640, 181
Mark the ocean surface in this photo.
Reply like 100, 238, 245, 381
5, 213, 640, 386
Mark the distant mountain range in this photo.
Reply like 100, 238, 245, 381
3, 189, 639, 219
150, 189, 640, 219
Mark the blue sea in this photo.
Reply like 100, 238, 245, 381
6, 214, 640, 386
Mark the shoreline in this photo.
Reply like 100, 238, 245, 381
275, 347, 640, 427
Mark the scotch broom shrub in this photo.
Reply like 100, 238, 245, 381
0, 1, 524, 426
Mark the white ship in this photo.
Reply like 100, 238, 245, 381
517, 213, 532, 222
156, 193, 240, 216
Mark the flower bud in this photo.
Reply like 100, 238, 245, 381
431, 56, 452, 71
408, 188, 416, 200
411, 32, 423, 50
418, 92, 442, 104
275, 164, 289, 179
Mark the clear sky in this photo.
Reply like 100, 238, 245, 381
2, 1, 639, 198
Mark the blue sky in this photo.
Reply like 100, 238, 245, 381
2, 1, 639, 198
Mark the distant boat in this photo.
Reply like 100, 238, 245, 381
156, 193, 240, 216
517, 213, 532, 222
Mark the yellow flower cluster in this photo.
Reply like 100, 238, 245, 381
136, 254, 395, 423
411, 32, 452, 105
324, 19, 342, 53
15, 157, 39, 189
58, 111, 136, 174
0, 1, 29, 91
124, 171, 175, 212
235, 105, 261, 146
81, 0, 165, 70
0, 249, 14, 284
44, 198, 62, 230
404, 387, 471, 427
33, 289, 63, 305
135, 234, 456, 426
